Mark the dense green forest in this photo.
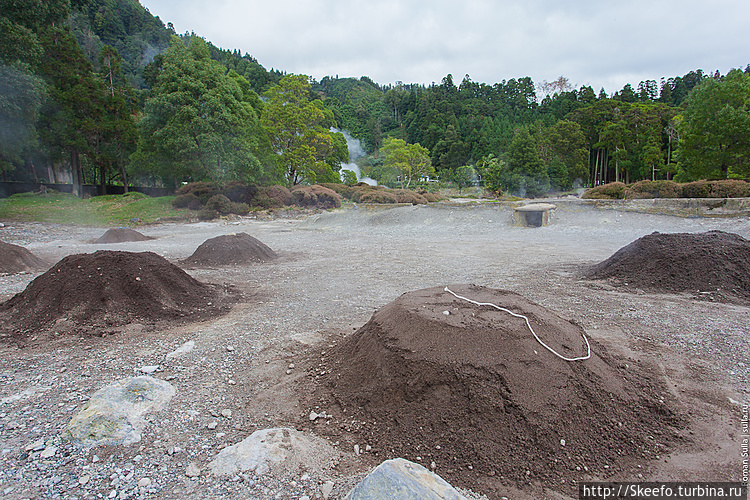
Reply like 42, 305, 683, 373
2, 0, 749, 197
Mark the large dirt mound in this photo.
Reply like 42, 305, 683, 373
0, 250, 237, 343
94, 228, 155, 243
181, 232, 277, 266
0, 241, 48, 274
302, 285, 683, 497
586, 230, 750, 304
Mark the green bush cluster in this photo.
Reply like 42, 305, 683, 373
583, 179, 750, 199
318, 183, 445, 205
625, 180, 682, 199
171, 181, 450, 219
582, 182, 627, 199
291, 185, 342, 209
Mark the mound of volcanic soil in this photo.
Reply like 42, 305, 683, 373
301, 285, 683, 497
0, 241, 48, 274
94, 228, 155, 243
586, 230, 750, 305
181, 233, 277, 266
0, 250, 237, 343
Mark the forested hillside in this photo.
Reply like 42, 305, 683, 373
1, 0, 749, 197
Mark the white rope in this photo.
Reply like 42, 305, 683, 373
443, 287, 591, 362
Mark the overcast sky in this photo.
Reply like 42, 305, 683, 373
141, 0, 749, 95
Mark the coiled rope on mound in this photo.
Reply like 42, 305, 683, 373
443, 287, 591, 362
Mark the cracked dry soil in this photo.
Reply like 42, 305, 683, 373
0, 200, 748, 500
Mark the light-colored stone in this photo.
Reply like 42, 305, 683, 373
165, 341, 195, 360
185, 462, 201, 478
40, 446, 56, 458
345, 458, 467, 500
62, 376, 176, 447
25, 439, 45, 452
138, 477, 151, 488
208, 427, 334, 477
321, 481, 334, 499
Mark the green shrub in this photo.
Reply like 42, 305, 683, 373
291, 185, 342, 209
222, 182, 258, 203
187, 199, 203, 210
265, 185, 292, 207
175, 182, 220, 203
681, 180, 712, 198
349, 185, 388, 202
416, 187, 444, 201
391, 189, 428, 204
709, 179, 750, 198
229, 202, 250, 215
319, 182, 353, 198
357, 190, 398, 203
252, 194, 276, 209
625, 180, 681, 199
172, 193, 200, 208
205, 194, 232, 215
582, 182, 626, 199
198, 207, 219, 220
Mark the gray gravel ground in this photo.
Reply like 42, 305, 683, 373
0, 200, 748, 500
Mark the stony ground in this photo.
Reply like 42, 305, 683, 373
0, 200, 748, 500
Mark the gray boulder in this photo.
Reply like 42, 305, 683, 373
63, 376, 176, 447
346, 458, 468, 500
209, 427, 337, 477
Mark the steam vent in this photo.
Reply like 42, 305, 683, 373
514, 203, 556, 227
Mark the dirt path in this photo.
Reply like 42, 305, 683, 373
0, 201, 748, 499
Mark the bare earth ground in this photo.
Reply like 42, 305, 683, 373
0, 200, 748, 500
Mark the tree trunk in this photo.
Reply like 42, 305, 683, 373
71, 150, 80, 198
120, 163, 129, 193
99, 162, 107, 196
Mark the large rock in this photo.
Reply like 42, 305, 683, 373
63, 376, 175, 447
209, 427, 337, 477
345, 458, 467, 500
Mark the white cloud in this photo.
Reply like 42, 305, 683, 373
142, 0, 750, 93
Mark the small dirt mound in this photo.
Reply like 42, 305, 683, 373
586, 230, 750, 304
181, 233, 277, 266
94, 228, 155, 244
0, 241, 48, 274
301, 285, 682, 497
0, 250, 237, 343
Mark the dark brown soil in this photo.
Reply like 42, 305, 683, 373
93, 228, 155, 243
0, 240, 48, 274
585, 230, 750, 305
300, 285, 684, 498
181, 232, 277, 266
0, 250, 239, 345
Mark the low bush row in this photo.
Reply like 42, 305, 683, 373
172, 182, 347, 218
172, 182, 446, 219
583, 179, 750, 199
319, 183, 445, 204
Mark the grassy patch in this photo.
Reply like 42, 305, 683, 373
0, 192, 188, 226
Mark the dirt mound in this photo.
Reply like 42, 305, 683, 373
181, 233, 277, 266
0, 241, 48, 274
94, 228, 155, 243
0, 250, 237, 343
301, 285, 683, 497
586, 230, 750, 304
